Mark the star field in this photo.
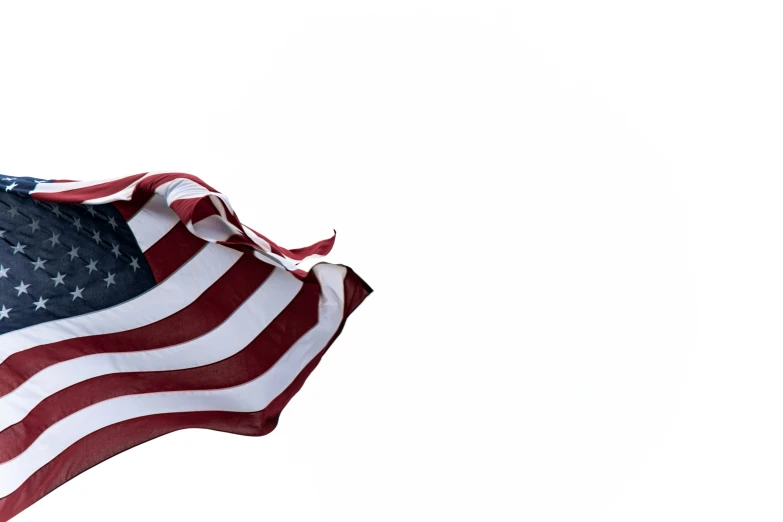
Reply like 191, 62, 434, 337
0, 176, 156, 334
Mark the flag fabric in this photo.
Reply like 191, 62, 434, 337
0, 172, 371, 521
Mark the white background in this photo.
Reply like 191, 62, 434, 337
1, 1, 783, 521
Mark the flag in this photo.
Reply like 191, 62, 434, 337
0, 172, 371, 521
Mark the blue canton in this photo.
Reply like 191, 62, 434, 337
0, 175, 156, 334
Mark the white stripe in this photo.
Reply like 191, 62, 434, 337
188, 214, 244, 242
127, 193, 181, 251
29, 176, 137, 194
149, 177, 292, 263
160, 179, 299, 270
140, 177, 286, 264
241, 224, 272, 251
156, 177, 236, 215
0, 243, 242, 365
30, 174, 228, 209
30, 172, 168, 205
155, 178, 249, 246
0, 268, 302, 434
0, 264, 346, 498
31, 172, 317, 270
253, 249, 296, 271
80, 171, 171, 205
80, 178, 145, 205
241, 226, 299, 271
210, 194, 227, 219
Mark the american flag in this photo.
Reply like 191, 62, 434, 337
0, 172, 371, 521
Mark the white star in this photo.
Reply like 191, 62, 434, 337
111, 243, 121, 258
70, 286, 84, 301
33, 296, 48, 310
0, 229, 5, 238
0, 265, 8, 278
86, 259, 98, 274
104, 272, 116, 288
85, 205, 98, 217
31, 257, 47, 271
28, 218, 40, 233
129, 257, 140, 272
0, 305, 10, 320
47, 232, 61, 247
5, 181, 18, 192
50, 204, 62, 217
92, 230, 101, 244
14, 281, 30, 296
108, 216, 118, 230
68, 246, 80, 261
73, 217, 83, 231
11, 242, 27, 255
51, 272, 66, 287
7, 205, 19, 218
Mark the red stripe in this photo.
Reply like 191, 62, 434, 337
31, 173, 147, 203
111, 188, 153, 221
170, 196, 221, 224
35, 173, 216, 222
31, 172, 337, 269
216, 234, 267, 256
143, 222, 207, 283
0, 255, 273, 400
38, 173, 216, 205
0, 349, 327, 522
343, 267, 374, 316
247, 225, 337, 261
136, 172, 220, 193
288, 231, 337, 258
0, 281, 319, 463
0, 270, 371, 521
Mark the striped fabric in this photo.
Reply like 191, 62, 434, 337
0, 173, 371, 521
